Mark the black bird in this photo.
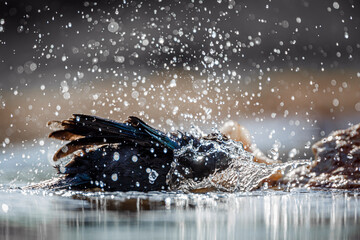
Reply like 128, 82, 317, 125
42, 114, 244, 192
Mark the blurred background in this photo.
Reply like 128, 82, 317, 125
0, 0, 359, 172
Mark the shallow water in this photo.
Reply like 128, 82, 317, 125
1, 188, 360, 240
1, 144, 360, 240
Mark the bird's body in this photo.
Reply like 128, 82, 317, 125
43, 114, 242, 191
27, 114, 360, 192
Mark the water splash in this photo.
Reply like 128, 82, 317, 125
168, 134, 311, 192
175, 159, 311, 192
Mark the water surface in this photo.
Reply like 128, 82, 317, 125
1, 187, 360, 240
1, 144, 360, 240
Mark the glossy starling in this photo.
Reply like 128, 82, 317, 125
43, 114, 240, 191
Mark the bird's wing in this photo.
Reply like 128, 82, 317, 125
48, 114, 180, 161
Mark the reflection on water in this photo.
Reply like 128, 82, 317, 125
1, 142, 360, 240
0, 189, 359, 240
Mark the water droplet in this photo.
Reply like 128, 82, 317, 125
2, 204, 9, 213
131, 155, 138, 162
148, 169, 159, 184
17, 25, 24, 33
288, 148, 297, 158
113, 152, 120, 161
63, 92, 70, 100
131, 91, 139, 99
354, 102, 360, 112
29, 62, 37, 71
142, 39, 149, 46
111, 173, 118, 181
114, 55, 125, 63
59, 166, 66, 174
61, 146, 68, 153
108, 21, 119, 33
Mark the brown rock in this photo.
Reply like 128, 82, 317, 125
282, 123, 360, 189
